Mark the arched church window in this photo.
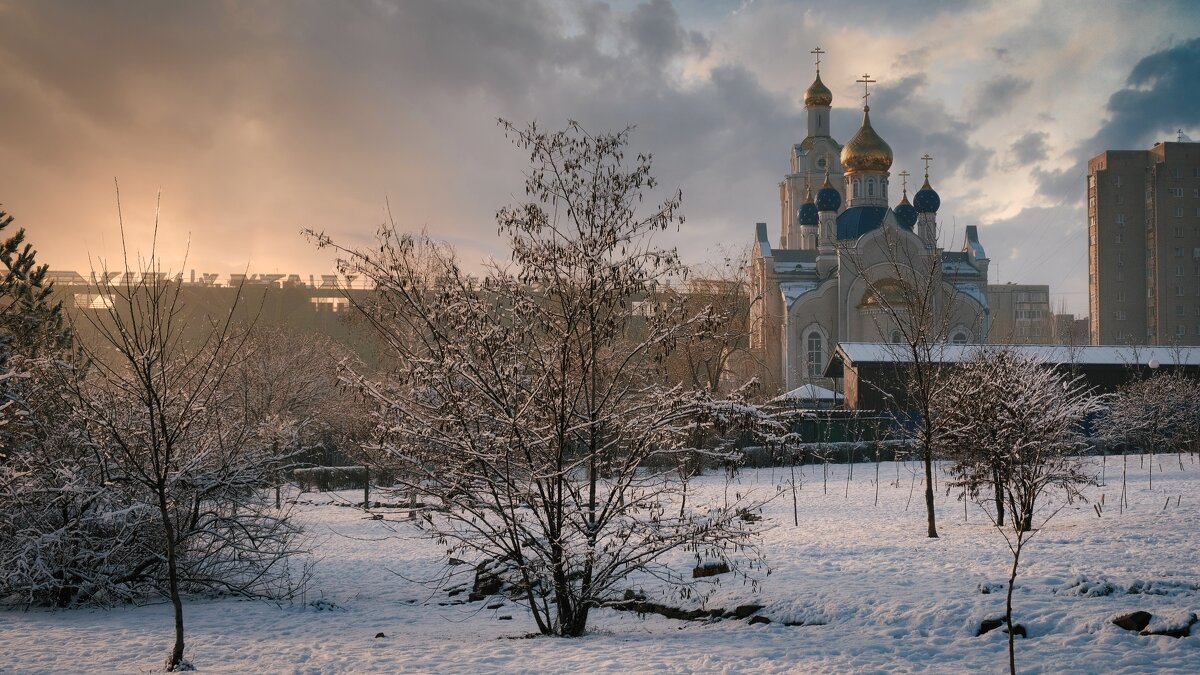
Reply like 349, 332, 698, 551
891, 330, 903, 344
806, 331, 825, 378
867, 179, 875, 197
951, 331, 969, 344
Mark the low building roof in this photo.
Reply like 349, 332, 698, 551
824, 342, 1200, 377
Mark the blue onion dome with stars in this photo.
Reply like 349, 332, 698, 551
799, 186, 819, 225
816, 173, 841, 212
894, 190, 917, 230
913, 173, 941, 213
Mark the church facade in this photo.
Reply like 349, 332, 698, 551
749, 57, 991, 395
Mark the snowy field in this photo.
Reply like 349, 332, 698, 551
1, 454, 1197, 674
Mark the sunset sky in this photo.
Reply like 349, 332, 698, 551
2, 0, 1198, 313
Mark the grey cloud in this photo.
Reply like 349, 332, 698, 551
622, 0, 687, 67
1090, 37, 1200, 151
852, 74, 977, 184
967, 74, 1031, 122
1010, 131, 1049, 164
1035, 38, 1200, 204
0, 0, 807, 275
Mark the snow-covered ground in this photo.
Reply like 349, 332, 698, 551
2, 454, 1198, 673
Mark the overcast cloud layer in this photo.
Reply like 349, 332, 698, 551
2, 0, 1198, 314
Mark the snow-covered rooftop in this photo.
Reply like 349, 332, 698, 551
834, 342, 1200, 367
773, 383, 843, 402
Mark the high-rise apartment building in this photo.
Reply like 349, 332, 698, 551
1087, 141, 1200, 345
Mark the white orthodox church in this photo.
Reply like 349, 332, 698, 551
749, 53, 991, 395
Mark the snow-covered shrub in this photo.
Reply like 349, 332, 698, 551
931, 347, 1103, 674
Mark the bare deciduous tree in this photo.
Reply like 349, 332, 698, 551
836, 224, 985, 538
65, 211, 307, 670
313, 120, 777, 637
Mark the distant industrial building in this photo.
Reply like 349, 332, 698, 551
1088, 140, 1200, 345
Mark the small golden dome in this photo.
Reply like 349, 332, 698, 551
840, 107, 893, 173
804, 73, 833, 107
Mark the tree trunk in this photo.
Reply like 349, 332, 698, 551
923, 446, 938, 538
992, 467, 1005, 527
1005, 539, 1023, 675
157, 490, 186, 671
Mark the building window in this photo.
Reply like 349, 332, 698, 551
1115, 233, 1123, 244
950, 331, 969, 344
1176, 305, 1185, 317
1175, 227, 1185, 238
1117, 253, 1125, 266
1176, 324, 1186, 337
1117, 269, 1125, 281
1176, 247, 1185, 258
1169, 187, 1184, 197
1115, 213, 1125, 225
806, 331, 825, 378
1175, 207, 1185, 218
1115, 310, 1127, 321
853, 180, 861, 198
1114, 175, 1122, 188
1178, 264, 1185, 277
867, 179, 875, 197
1116, 193, 1124, 204
1172, 167, 1182, 179
1117, 290, 1126, 302
1177, 286, 1186, 297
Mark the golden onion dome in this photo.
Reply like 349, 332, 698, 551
804, 72, 833, 107
840, 106, 893, 173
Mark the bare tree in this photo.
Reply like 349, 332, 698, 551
934, 348, 1101, 674
231, 326, 371, 503
313, 120, 776, 637
662, 248, 759, 393
836, 224, 985, 538
65, 210, 306, 670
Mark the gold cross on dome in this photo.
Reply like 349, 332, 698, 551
921, 153, 933, 178
899, 170, 910, 192
811, 47, 825, 72
856, 73, 876, 107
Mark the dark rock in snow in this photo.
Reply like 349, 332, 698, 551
487, 602, 505, 610
498, 615, 513, 620
1140, 613, 1197, 638
1006, 624, 1026, 639
748, 615, 771, 625
977, 618, 1004, 636
374, 632, 386, 639
733, 604, 765, 619
469, 561, 506, 601
1112, 611, 1153, 632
